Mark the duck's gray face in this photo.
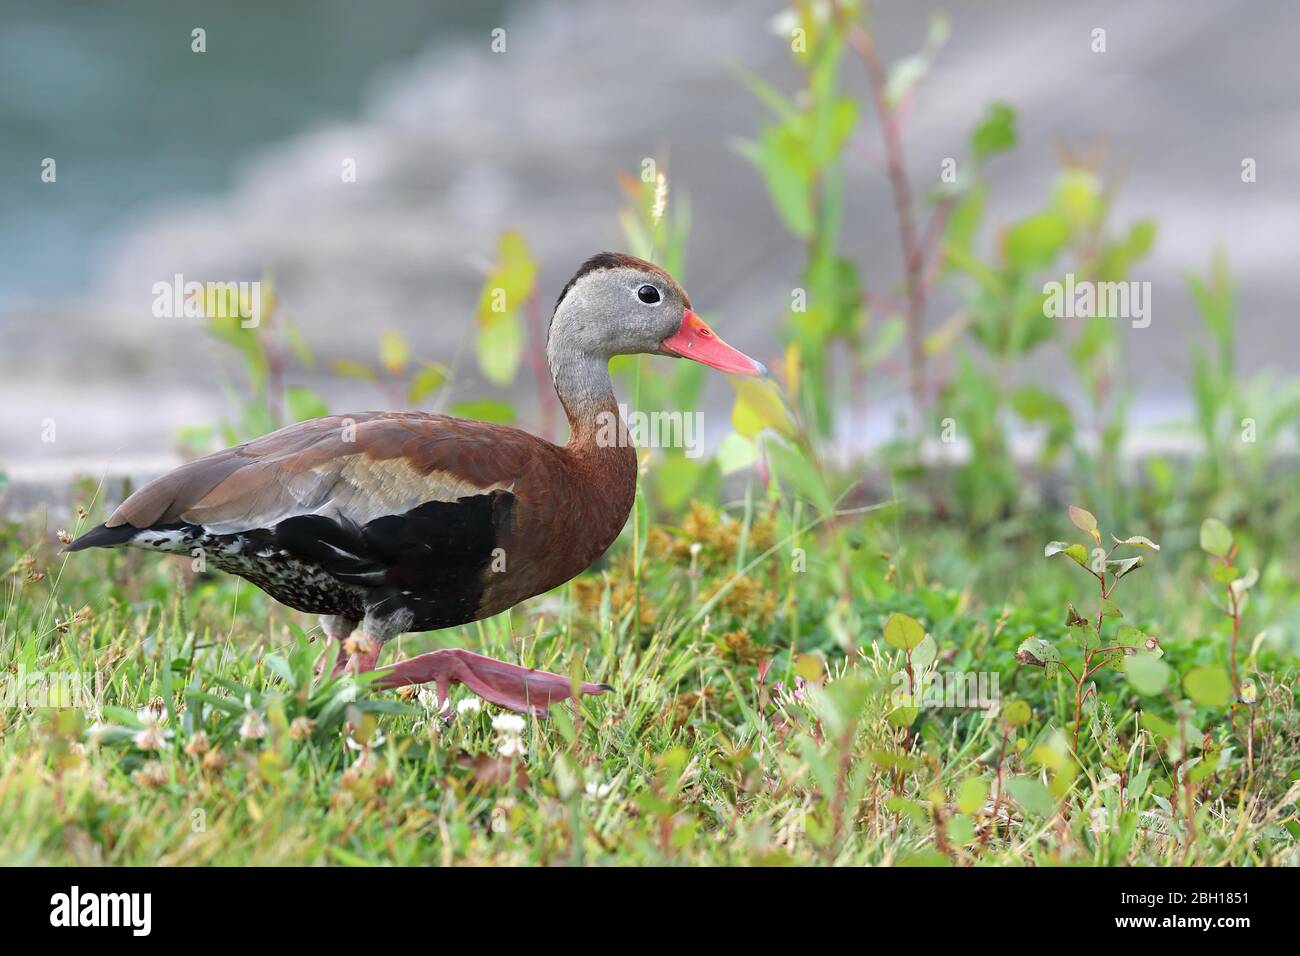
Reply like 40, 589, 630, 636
552, 254, 766, 376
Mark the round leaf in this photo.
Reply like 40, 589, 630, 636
883, 612, 926, 650
1183, 666, 1232, 707
1003, 699, 1031, 728
1125, 653, 1170, 696
957, 776, 989, 815
1199, 518, 1233, 557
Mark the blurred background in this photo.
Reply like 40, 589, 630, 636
1, 0, 1297, 522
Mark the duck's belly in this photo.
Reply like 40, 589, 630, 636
129, 524, 490, 630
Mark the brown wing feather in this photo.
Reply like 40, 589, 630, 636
107, 412, 559, 535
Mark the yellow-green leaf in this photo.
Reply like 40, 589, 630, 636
379, 329, 410, 376
883, 612, 926, 650
731, 378, 795, 438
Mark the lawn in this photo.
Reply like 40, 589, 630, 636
2, 488, 1296, 866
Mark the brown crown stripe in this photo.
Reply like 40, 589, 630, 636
552, 251, 687, 316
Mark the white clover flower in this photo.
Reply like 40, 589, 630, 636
345, 729, 386, 752
136, 702, 167, 726
585, 779, 614, 799
133, 723, 167, 751
239, 708, 267, 741
492, 713, 527, 757
1089, 806, 1109, 834
491, 714, 526, 734
456, 697, 482, 717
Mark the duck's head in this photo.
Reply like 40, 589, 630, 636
548, 252, 766, 377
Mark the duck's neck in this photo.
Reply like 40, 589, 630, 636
549, 348, 627, 452
549, 346, 638, 507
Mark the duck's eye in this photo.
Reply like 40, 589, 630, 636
637, 284, 661, 305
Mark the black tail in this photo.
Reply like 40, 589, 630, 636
64, 523, 139, 553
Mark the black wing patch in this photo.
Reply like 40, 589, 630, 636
68, 491, 516, 632
269, 490, 515, 628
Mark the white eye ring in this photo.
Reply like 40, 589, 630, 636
637, 284, 662, 305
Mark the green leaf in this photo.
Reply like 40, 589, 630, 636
477, 313, 523, 387
1183, 666, 1232, 707
911, 634, 938, 671
794, 654, 824, 684
1125, 653, 1170, 696
1002, 699, 1032, 728
714, 433, 758, 475
475, 230, 537, 324
945, 184, 985, 255
1111, 533, 1160, 551
1211, 564, 1239, 585
1011, 386, 1072, 426
884, 13, 950, 106
1016, 638, 1061, 675
970, 102, 1016, 164
946, 814, 976, 846
378, 329, 410, 376
285, 385, 329, 423
1141, 711, 1177, 742
1044, 541, 1089, 567
1099, 598, 1123, 619
764, 437, 833, 514
1065, 602, 1088, 627
331, 359, 378, 381
1106, 556, 1144, 580
1067, 505, 1097, 533
883, 612, 926, 651
957, 776, 989, 815
1006, 777, 1056, 817
407, 362, 449, 404
739, 125, 814, 240
263, 654, 296, 688
1052, 169, 1101, 228
1003, 211, 1069, 272
450, 399, 516, 424
730, 378, 795, 438
1199, 518, 1233, 557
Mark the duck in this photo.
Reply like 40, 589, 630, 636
67, 252, 766, 715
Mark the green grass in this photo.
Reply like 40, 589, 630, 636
1, 493, 1297, 866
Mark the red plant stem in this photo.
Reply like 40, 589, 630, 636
524, 293, 559, 440
1226, 581, 1241, 692
842, 17, 927, 416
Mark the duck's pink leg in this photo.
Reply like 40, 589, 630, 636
373, 648, 611, 716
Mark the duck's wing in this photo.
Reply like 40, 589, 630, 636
69, 411, 556, 543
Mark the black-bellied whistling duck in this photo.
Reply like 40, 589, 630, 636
68, 253, 766, 714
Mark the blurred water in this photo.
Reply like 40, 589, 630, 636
0, 0, 512, 310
